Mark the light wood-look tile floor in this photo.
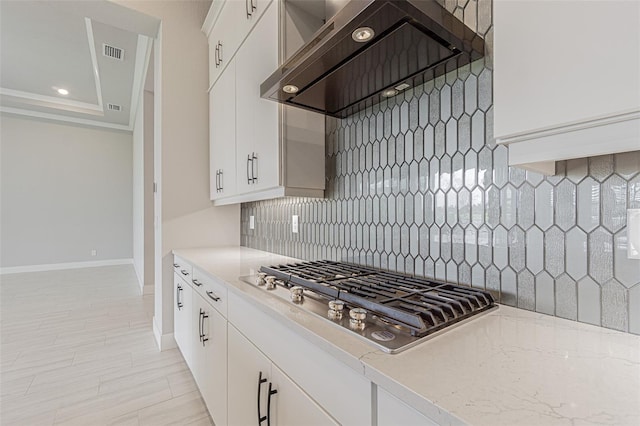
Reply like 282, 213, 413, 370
0, 265, 213, 426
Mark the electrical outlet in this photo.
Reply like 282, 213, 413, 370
628, 209, 640, 259
91, 249, 97, 256
292, 215, 299, 233
249, 215, 255, 230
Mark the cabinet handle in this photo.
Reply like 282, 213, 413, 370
217, 41, 223, 65
257, 371, 268, 424
218, 169, 223, 192
246, 0, 251, 18
251, 152, 258, 183
181, 269, 189, 276
206, 290, 220, 302
198, 309, 203, 342
176, 285, 183, 309
267, 382, 277, 426
214, 44, 219, 68
215, 170, 219, 192
251, 0, 257, 13
173, 263, 180, 268
192, 278, 203, 287
247, 154, 252, 184
201, 310, 209, 347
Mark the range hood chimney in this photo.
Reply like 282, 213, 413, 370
261, 0, 484, 118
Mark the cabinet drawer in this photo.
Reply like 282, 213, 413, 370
173, 256, 192, 281
192, 268, 228, 318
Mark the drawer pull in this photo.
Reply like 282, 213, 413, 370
206, 290, 221, 302
181, 269, 189, 276
192, 279, 203, 287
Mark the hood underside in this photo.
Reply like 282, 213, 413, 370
261, 0, 484, 118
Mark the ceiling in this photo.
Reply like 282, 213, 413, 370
0, 1, 160, 131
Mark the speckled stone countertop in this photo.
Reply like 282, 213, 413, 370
174, 246, 640, 426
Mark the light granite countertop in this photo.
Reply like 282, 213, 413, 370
174, 246, 640, 426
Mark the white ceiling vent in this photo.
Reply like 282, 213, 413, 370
107, 103, 121, 112
103, 44, 124, 61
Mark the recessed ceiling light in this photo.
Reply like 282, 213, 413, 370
352, 27, 375, 42
57, 88, 69, 95
381, 88, 398, 98
283, 84, 299, 94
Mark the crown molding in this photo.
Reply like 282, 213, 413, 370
0, 106, 132, 132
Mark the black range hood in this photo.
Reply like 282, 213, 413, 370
261, 0, 484, 118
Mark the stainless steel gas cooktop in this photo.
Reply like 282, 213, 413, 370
241, 260, 497, 353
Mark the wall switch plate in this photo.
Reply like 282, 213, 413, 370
628, 209, 640, 259
292, 215, 299, 233
249, 215, 255, 230
91, 249, 97, 256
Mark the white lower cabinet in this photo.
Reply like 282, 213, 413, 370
228, 324, 337, 426
173, 272, 193, 369
191, 292, 227, 426
377, 387, 438, 426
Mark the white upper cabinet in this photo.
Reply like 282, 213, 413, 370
494, 0, 640, 175
204, 0, 326, 205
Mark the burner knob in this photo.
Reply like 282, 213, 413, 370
265, 276, 277, 290
328, 300, 345, 320
256, 272, 267, 286
349, 308, 367, 331
290, 286, 304, 303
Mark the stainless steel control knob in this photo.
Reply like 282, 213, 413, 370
349, 308, 367, 330
257, 272, 267, 286
290, 286, 304, 303
265, 276, 276, 290
328, 300, 345, 320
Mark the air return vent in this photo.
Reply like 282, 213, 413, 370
103, 44, 124, 61
107, 103, 121, 112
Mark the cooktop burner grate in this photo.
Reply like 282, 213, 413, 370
260, 260, 495, 337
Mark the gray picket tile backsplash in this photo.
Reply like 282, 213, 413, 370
241, 0, 640, 334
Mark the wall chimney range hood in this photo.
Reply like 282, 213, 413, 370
261, 0, 484, 118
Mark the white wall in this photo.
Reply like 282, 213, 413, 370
115, 0, 240, 349
0, 114, 133, 268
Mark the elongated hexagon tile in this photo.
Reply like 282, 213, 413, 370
500, 267, 517, 306
534, 181, 554, 230
471, 187, 484, 227
396, 193, 406, 224
478, 225, 493, 267
451, 225, 465, 264
471, 111, 485, 152
589, 227, 614, 284
419, 224, 429, 258
630, 175, 640, 209
458, 262, 472, 286
464, 150, 477, 189
517, 183, 535, 230
435, 259, 446, 280
464, 73, 477, 115
544, 226, 565, 278
446, 260, 458, 283
493, 226, 508, 270
478, 147, 493, 189
517, 269, 535, 310
441, 226, 452, 261
525, 169, 544, 187
500, 184, 517, 229
566, 227, 588, 280
445, 119, 458, 156
471, 263, 485, 289
465, 225, 478, 265
555, 274, 577, 320
440, 155, 452, 191
577, 177, 600, 232
555, 180, 576, 231
430, 226, 441, 260
508, 226, 526, 272
423, 125, 435, 158
577, 277, 601, 326
452, 152, 464, 191
485, 185, 500, 229
630, 284, 640, 335
601, 279, 628, 332
446, 191, 458, 227
457, 188, 471, 227
526, 227, 544, 274
429, 157, 440, 192
535, 272, 555, 315
457, 114, 471, 152
601, 174, 627, 233
589, 154, 615, 182
509, 166, 526, 188
614, 230, 640, 288
451, 79, 464, 119
566, 158, 588, 184
486, 265, 500, 298
493, 145, 509, 189
615, 151, 640, 179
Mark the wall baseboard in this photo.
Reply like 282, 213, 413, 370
0, 258, 134, 275
152, 316, 176, 351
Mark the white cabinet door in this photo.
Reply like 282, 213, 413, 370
210, 60, 237, 201
192, 293, 228, 426
377, 387, 438, 426
270, 364, 338, 426
228, 324, 272, 426
173, 273, 192, 369
240, 0, 274, 40
208, 0, 244, 88
235, 1, 279, 194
